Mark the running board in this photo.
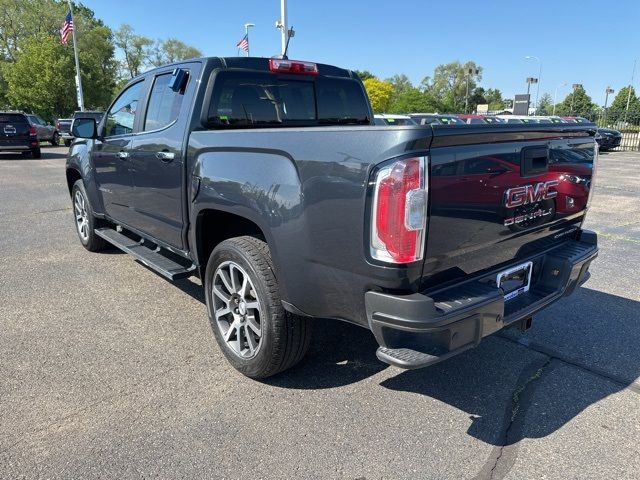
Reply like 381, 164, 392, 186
95, 228, 196, 280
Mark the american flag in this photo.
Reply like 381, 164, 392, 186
236, 34, 249, 52
60, 11, 73, 45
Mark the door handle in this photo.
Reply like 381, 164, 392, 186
117, 150, 129, 160
156, 151, 175, 162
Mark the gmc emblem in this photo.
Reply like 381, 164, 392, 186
504, 180, 558, 208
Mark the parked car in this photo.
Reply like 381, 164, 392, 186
561, 117, 621, 150
482, 116, 506, 125
595, 128, 622, 151
66, 56, 598, 378
373, 114, 417, 126
27, 114, 59, 145
59, 110, 104, 146
409, 113, 466, 125
0, 111, 41, 158
456, 114, 489, 125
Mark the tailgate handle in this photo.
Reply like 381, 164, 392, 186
521, 146, 549, 176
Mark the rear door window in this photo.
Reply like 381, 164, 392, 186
144, 73, 187, 131
207, 71, 370, 128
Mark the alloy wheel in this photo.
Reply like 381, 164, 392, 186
74, 190, 89, 241
212, 261, 263, 358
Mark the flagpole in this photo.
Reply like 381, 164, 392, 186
68, 0, 85, 111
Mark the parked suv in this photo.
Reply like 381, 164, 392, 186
0, 112, 41, 158
27, 114, 59, 145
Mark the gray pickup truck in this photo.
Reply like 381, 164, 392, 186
66, 57, 598, 378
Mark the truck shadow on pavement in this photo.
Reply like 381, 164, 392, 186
269, 287, 639, 448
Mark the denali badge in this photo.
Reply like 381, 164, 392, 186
504, 180, 559, 208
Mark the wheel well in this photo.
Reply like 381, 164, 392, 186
66, 168, 82, 195
197, 209, 265, 268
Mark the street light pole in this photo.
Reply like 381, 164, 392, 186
525, 55, 541, 113
244, 23, 255, 57
604, 86, 614, 123
624, 59, 636, 124
570, 84, 582, 116
553, 83, 567, 115
525, 77, 538, 114
464, 67, 479, 114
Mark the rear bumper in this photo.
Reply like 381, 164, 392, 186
0, 144, 32, 151
365, 230, 598, 369
60, 132, 73, 139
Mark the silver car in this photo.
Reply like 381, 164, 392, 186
27, 114, 59, 145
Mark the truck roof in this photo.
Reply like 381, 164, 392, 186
131, 57, 357, 83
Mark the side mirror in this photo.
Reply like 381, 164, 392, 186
71, 117, 97, 139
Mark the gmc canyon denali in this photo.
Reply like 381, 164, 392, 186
66, 57, 598, 378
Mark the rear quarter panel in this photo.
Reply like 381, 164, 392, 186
188, 126, 433, 325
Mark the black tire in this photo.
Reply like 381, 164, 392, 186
71, 180, 108, 252
205, 236, 311, 379
30, 147, 41, 159
64, 139, 72, 147
51, 132, 59, 146
21, 151, 30, 158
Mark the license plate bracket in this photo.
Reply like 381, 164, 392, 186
496, 261, 533, 301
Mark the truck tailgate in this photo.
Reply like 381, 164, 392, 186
423, 124, 596, 288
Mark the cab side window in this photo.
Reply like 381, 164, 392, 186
143, 72, 187, 132
104, 81, 144, 137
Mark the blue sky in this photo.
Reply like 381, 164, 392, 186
82, 0, 640, 105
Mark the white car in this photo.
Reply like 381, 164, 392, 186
373, 114, 417, 126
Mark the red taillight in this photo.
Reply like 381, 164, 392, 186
56, 121, 61, 130
269, 58, 318, 76
371, 157, 428, 264
29, 126, 37, 136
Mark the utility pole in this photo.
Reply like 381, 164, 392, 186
604, 86, 614, 123
624, 59, 636, 124
68, 0, 84, 111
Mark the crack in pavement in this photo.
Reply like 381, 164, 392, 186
472, 355, 552, 480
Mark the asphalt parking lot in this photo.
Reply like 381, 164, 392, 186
1, 145, 639, 479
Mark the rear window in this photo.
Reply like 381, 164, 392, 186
206, 71, 370, 128
0, 114, 27, 124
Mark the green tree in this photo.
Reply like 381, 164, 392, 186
1, 1, 116, 115
388, 87, 437, 113
363, 77, 393, 113
608, 86, 640, 116
148, 38, 202, 67
114, 24, 153, 78
353, 70, 375, 81
3, 34, 76, 117
555, 86, 596, 116
421, 61, 482, 112
536, 93, 553, 115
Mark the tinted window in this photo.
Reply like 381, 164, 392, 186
28, 115, 41, 125
105, 82, 144, 137
207, 72, 369, 128
468, 118, 487, 124
144, 73, 186, 131
0, 114, 28, 124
